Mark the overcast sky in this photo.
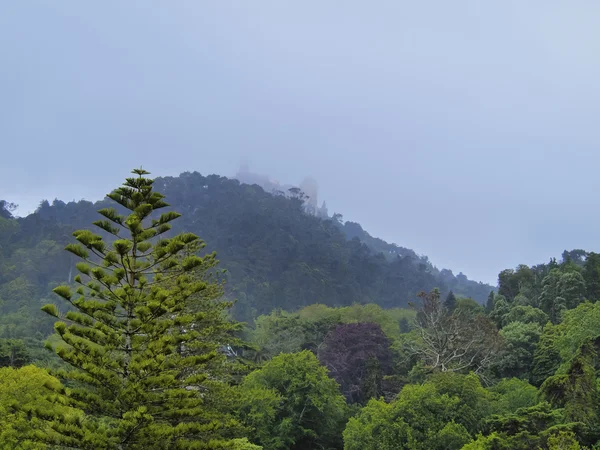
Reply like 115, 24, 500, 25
2, 1, 599, 285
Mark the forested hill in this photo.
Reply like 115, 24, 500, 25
0, 171, 491, 331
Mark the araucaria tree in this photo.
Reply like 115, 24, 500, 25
35, 169, 241, 449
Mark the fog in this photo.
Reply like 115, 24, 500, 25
2, 1, 600, 284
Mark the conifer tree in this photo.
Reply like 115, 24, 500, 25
31, 168, 242, 449
540, 339, 599, 427
443, 291, 457, 312
485, 291, 495, 314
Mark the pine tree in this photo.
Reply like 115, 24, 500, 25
485, 291, 495, 314
541, 339, 599, 427
30, 169, 243, 449
443, 291, 457, 312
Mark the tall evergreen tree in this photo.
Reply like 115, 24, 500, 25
485, 291, 495, 314
540, 339, 599, 427
583, 252, 600, 301
30, 169, 242, 449
443, 291, 457, 312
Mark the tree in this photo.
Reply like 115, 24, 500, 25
485, 291, 495, 313
547, 431, 584, 450
0, 365, 82, 449
248, 312, 310, 361
489, 378, 538, 414
502, 306, 548, 327
427, 372, 493, 434
410, 289, 502, 375
0, 200, 17, 219
540, 339, 599, 427
488, 296, 510, 328
558, 271, 587, 310
318, 322, 392, 404
231, 439, 263, 450
583, 252, 600, 302
562, 250, 588, 266
540, 269, 586, 323
493, 321, 541, 379
480, 402, 565, 450
531, 323, 561, 387
552, 302, 600, 363
455, 297, 484, 317
31, 168, 242, 449
444, 291, 457, 312
0, 170, 492, 338
0, 338, 30, 367
237, 351, 348, 450
343, 398, 413, 450
343, 374, 488, 450
498, 269, 520, 301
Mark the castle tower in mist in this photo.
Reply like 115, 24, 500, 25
234, 164, 327, 218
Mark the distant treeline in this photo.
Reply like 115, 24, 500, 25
0, 170, 491, 337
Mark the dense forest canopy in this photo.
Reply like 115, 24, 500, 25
0, 170, 490, 337
2, 169, 600, 449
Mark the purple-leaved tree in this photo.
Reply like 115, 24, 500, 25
318, 322, 392, 404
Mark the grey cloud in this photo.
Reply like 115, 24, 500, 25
2, 1, 599, 284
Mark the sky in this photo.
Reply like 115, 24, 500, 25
2, 1, 600, 285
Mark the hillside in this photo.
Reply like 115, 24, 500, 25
4, 171, 600, 449
0, 171, 492, 336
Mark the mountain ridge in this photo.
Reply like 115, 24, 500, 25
0, 170, 493, 334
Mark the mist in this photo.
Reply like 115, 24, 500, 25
2, 1, 600, 284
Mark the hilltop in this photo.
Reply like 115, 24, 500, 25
0, 170, 492, 337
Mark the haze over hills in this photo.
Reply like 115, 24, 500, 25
3, 170, 600, 448
233, 165, 476, 273
0, 169, 492, 336
3, 2, 600, 447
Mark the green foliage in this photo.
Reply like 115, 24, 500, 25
427, 372, 493, 434
247, 303, 414, 362
5, 172, 600, 449
532, 323, 562, 387
503, 306, 549, 327
486, 291, 495, 313
231, 438, 263, 450
489, 378, 539, 414
30, 169, 243, 449
540, 269, 586, 323
461, 432, 526, 450
494, 321, 541, 379
455, 297, 485, 317
553, 302, 600, 364
583, 253, 600, 302
489, 296, 510, 328
343, 373, 491, 450
343, 399, 414, 450
541, 340, 599, 427
547, 431, 585, 450
429, 422, 472, 450
444, 291, 457, 312
482, 402, 564, 449
0, 338, 30, 367
0, 171, 492, 337
249, 312, 311, 360
237, 351, 348, 450
235, 386, 281, 449
0, 365, 82, 449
